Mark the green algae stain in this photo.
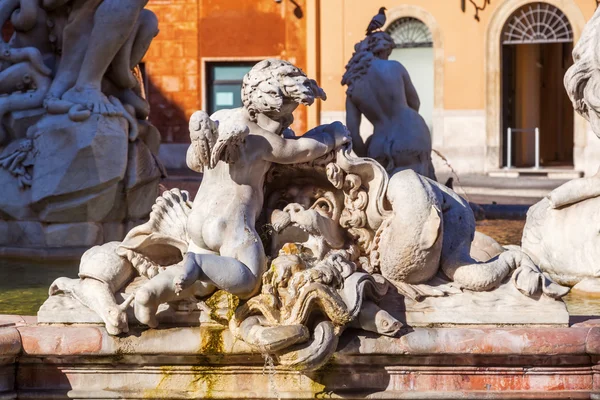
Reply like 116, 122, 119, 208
142, 366, 176, 399
203, 290, 240, 323
199, 327, 225, 354
188, 366, 218, 399
309, 361, 335, 398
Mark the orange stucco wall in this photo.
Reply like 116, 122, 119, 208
318, 0, 597, 113
145, 0, 308, 143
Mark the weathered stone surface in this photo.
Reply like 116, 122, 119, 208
0, 327, 21, 354
394, 281, 570, 326
39, 282, 570, 329
102, 222, 127, 243
16, 323, 598, 359
0, 0, 163, 248
6, 322, 600, 399
0, 220, 44, 247
125, 140, 163, 220
38, 291, 205, 329
0, 167, 35, 220
4, 108, 45, 142
29, 114, 127, 222
44, 223, 103, 247
0, 327, 19, 398
0, 221, 105, 247
19, 326, 103, 356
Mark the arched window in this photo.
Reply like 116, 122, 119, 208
385, 17, 434, 133
386, 17, 433, 48
502, 3, 573, 44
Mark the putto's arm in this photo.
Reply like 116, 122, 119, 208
402, 68, 421, 113
263, 122, 349, 165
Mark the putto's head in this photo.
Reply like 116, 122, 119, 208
242, 59, 327, 123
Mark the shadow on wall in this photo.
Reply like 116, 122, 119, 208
147, 78, 188, 144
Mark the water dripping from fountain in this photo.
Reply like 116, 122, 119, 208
262, 353, 281, 400
432, 148, 471, 203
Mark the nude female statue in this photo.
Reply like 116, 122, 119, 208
342, 32, 436, 180
132, 60, 350, 326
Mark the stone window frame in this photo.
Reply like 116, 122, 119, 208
484, 0, 586, 172
200, 57, 276, 113
386, 17, 434, 49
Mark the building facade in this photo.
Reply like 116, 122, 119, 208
145, 0, 308, 169
146, 0, 600, 176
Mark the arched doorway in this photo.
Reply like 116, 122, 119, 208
500, 2, 574, 168
386, 17, 435, 133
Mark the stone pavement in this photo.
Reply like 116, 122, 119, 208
438, 173, 570, 206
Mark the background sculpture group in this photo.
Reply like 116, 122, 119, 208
0, 0, 164, 248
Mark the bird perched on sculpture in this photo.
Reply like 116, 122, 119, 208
366, 7, 387, 35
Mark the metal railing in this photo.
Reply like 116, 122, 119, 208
505, 127, 540, 169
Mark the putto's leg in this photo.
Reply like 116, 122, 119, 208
108, 9, 158, 89
61, 0, 148, 114
46, 0, 98, 100
76, 0, 148, 91
176, 252, 262, 300
135, 265, 213, 328
175, 252, 202, 293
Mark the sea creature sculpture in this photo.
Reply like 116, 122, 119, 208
49, 242, 136, 335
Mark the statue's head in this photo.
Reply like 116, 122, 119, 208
565, 8, 600, 137
360, 31, 395, 60
342, 32, 395, 94
242, 59, 326, 127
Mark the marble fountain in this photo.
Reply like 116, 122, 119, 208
2, 2, 600, 399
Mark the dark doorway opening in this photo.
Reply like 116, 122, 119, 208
500, 3, 574, 168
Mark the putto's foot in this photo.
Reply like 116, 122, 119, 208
61, 86, 123, 117
44, 95, 73, 114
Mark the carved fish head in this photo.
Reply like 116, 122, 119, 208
104, 294, 134, 335
373, 308, 402, 336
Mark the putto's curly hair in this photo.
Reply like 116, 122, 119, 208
241, 59, 326, 124
564, 8, 600, 136
342, 32, 395, 95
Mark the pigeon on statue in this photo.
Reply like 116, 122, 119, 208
366, 7, 387, 35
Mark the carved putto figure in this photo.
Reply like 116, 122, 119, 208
45, 58, 569, 371
342, 30, 436, 180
